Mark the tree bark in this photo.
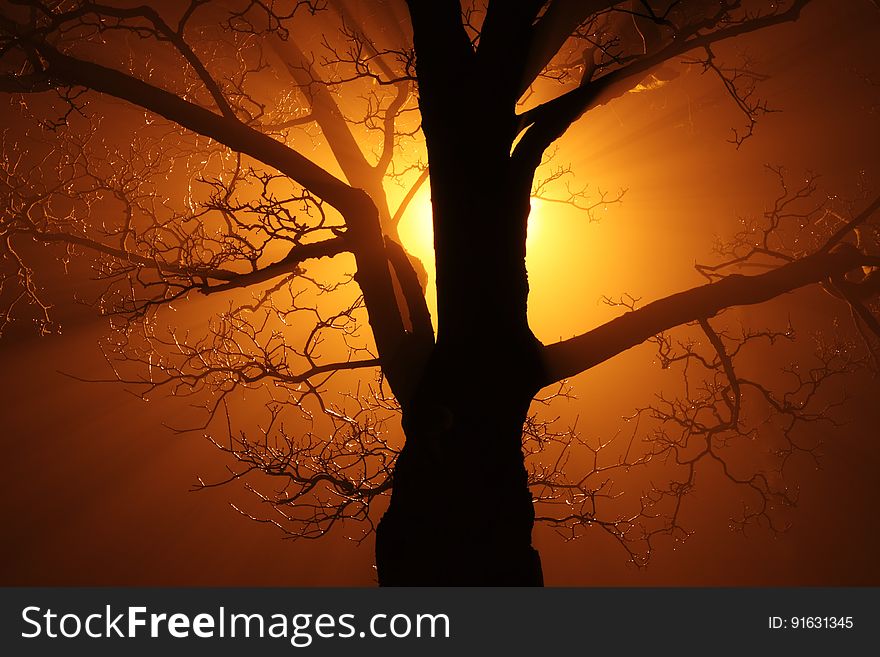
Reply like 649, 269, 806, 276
376, 345, 544, 585
378, 1, 550, 585
376, 141, 546, 585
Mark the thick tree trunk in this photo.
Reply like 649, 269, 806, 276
372, 26, 548, 582
376, 341, 544, 585
376, 142, 545, 584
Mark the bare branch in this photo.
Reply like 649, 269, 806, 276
543, 234, 880, 385
514, 0, 813, 167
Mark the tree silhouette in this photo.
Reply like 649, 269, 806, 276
1, 0, 878, 585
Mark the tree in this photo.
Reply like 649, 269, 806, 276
1, 0, 878, 585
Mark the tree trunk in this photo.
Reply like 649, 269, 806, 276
376, 144, 545, 584
370, 35, 548, 581
375, 342, 544, 585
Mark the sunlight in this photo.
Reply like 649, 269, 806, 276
527, 197, 544, 249
396, 187, 577, 339
394, 176, 683, 345
397, 182, 435, 276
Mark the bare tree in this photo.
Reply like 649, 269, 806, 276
1, 0, 878, 585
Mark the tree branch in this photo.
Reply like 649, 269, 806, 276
272, 37, 379, 198
0, 71, 55, 92
390, 165, 429, 230
542, 244, 879, 385
17, 228, 238, 281
2, 20, 413, 393
27, 41, 360, 213
518, 0, 619, 97
385, 236, 433, 347
514, 0, 814, 166
48, 1, 237, 119
201, 236, 350, 294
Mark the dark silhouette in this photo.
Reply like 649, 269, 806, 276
1, 1, 878, 585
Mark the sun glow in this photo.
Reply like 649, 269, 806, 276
527, 197, 545, 248
396, 172, 697, 345
396, 182, 435, 277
